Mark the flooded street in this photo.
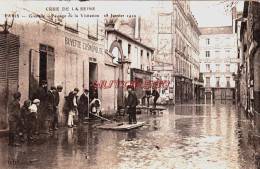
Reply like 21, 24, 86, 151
0, 101, 259, 169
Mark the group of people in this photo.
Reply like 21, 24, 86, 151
8, 80, 158, 145
142, 89, 160, 107
8, 81, 63, 146
8, 80, 102, 146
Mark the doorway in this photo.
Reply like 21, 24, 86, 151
89, 62, 98, 101
39, 51, 47, 87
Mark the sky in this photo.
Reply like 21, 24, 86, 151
190, 1, 244, 27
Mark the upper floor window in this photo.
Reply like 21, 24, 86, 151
206, 51, 210, 57
128, 44, 131, 55
141, 50, 143, 56
206, 64, 210, 71
225, 50, 230, 58
206, 38, 210, 45
215, 51, 220, 58
226, 77, 231, 87
216, 77, 220, 87
226, 64, 230, 72
225, 38, 230, 46
216, 64, 220, 72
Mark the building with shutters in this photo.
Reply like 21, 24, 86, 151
0, 1, 108, 129
199, 26, 238, 100
234, 2, 260, 134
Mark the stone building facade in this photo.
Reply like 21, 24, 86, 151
199, 26, 238, 100
236, 2, 260, 133
0, 1, 110, 129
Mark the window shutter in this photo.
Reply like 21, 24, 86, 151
29, 50, 40, 99
0, 33, 19, 130
47, 53, 55, 89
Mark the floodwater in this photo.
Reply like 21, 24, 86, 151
0, 100, 259, 169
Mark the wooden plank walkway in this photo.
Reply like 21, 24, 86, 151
96, 122, 146, 131
136, 106, 166, 114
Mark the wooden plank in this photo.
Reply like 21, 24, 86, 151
97, 122, 145, 131
89, 112, 111, 122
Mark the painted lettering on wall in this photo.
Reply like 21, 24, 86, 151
65, 37, 103, 55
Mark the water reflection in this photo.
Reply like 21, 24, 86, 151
0, 101, 259, 168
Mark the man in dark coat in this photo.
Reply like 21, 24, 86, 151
21, 100, 33, 140
67, 88, 79, 128
142, 90, 151, 107
126, 85, 138, 124
8, 92, 22, 146
52, 85, 63, 130
89, 82, 98, 102
78, 89, 89, 123
152, 89, 160, 108
32, 80, 47, 134
45, 86, 56, 134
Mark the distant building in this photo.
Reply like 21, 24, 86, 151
107, 1, 202, 104
199, 26, 238, 100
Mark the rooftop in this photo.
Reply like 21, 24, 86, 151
106, 27, 154, 52
199, 26, 233, 35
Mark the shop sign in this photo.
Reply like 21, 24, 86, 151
65, 36, 103, 55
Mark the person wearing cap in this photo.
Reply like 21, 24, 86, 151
21, 100, 33, 140
89, 82, 98, 103
8, 92, 22, 146
125, 85, 139, 124
52, 85, 63, 130
32, 80, 48, 134
29, 99, 40, 135
89, 98, 104, 123
67, 88, 79, 128
78, 89, 89, 123
44, 86, 56, 134
152, 89, 160, 108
